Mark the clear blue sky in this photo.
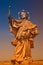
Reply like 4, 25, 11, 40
0, 0, 43, 61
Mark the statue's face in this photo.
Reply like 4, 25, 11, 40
21, 12, 27, 19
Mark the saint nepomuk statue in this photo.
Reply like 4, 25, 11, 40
8, 8, 38, 65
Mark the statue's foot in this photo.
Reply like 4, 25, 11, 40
11, 60, 20, 65
11, 57, 32, 65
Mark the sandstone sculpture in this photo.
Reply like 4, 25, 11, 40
8, 7, 38, 65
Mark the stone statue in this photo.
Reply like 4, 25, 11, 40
8, 7, 38, 65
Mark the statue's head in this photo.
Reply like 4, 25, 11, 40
18, 10, 30, 20
21, 10, 27, 19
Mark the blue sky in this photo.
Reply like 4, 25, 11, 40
0, 0, 43, 61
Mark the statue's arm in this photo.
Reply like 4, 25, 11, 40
8, 13, 13, 27
30, 26, 39, 38
34, 27, 39, 35
8, 14, 18, 35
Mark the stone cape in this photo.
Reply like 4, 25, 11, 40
11, 18, 38, 47
11, 18, 37, 37
11, 18, 37, 30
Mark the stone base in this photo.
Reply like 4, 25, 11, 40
11, 57, 32, 65
0, 61, 43, 65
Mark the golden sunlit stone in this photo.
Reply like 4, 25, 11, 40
8, 10, 39, 64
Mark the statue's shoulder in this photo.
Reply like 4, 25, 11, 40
12, 18, 22, 23
16, 19, 22, 22
26, 20, 37, 29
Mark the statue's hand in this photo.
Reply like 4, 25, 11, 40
31, 28, 38, 35
8, 5, 11, 19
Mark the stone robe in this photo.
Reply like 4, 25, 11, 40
9, 18, 38, 62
